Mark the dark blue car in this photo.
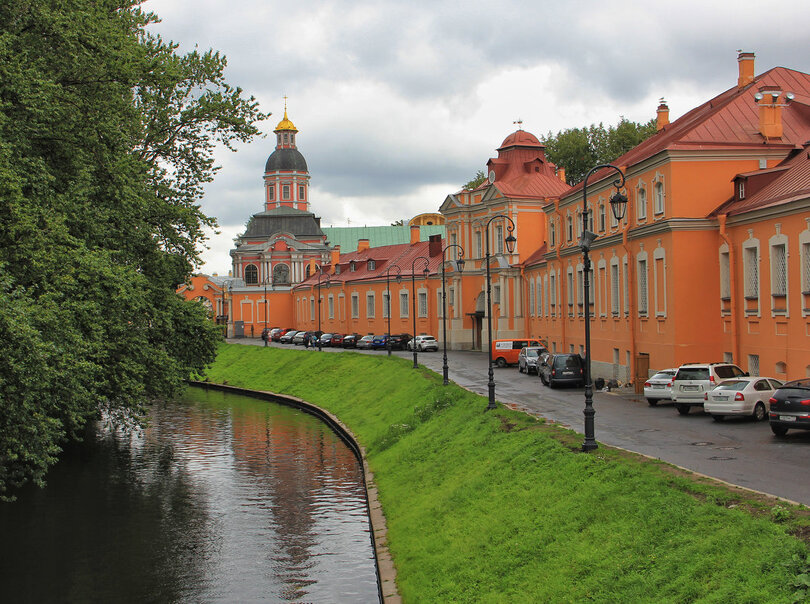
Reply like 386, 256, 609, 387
371, 335, 389, 350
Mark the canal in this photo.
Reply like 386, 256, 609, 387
0, 387, 380, 603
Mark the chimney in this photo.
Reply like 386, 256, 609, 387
308, 258, 317, 277
557, 167, 566, 183
737, 51, 755, 88
656, 99, 670, 130
755, 85, 784, 139
410, 224, 421, 245
428, 234, 442, 257
357, 239, 370, 253
330, 245, 341, 269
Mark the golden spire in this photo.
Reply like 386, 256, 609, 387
275, 96, 297, 132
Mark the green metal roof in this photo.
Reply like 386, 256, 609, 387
322, 225, 445, 252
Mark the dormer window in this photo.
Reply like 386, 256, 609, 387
350, 261, 356, 272
368, 260, 376, 270
738, 180, 745, 199
335, 265, 341, 274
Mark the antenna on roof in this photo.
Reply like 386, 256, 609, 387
513, 118, 523, 130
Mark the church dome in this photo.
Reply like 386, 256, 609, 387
275, 108, 298, 132
499, 129, 542, 149
265, 148, 308, 172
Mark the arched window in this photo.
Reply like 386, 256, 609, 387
244, 264, 258, 284
273, 263, 290, 285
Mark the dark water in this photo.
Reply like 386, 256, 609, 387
0, 387, 380, 603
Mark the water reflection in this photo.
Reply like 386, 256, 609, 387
0, 387, 379, 603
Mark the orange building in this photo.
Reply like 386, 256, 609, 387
180, 53, 810, 383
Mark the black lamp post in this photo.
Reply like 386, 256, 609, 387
262, 276, 271, 345
441, 244, 464, 385
580, 164, 628, 451
410, 256, 430, 369
385, 263, 402, 357
316, 266, 331, 351
227, 282, 233, 338
220, 282, 227, 337
484, 215, 517, 410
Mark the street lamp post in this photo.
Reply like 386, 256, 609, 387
262, 276, 271, 346
410, 256, 430, 369
227, 282, 233, 339
579, 164, 628, 451
484, 215, 517, 410
441, 244, 465, 385
316, 265, 331, 351
386, 264, 402, 357
220, 282, 227, 337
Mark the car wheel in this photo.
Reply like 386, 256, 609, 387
646, 398, 658, 406
752, 402, 767, 422
770, 424, 788, 437
496, 357, 507, 368
675, 404, 690, 415
711, 414, 724, 422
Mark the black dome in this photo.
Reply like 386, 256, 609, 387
265, 148, 308, 172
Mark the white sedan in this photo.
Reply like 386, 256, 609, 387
643, 369, 677, 406
703, 377, 784, 422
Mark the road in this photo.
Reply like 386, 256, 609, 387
234, 338, 810, 505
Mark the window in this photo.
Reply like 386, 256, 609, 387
549, 221, 556, 247
298, 184, 305, 199
496, 225, 504, 253
475, 231, 482, 257
529, 279, 535, 316
549, 274, 556, 315
273, 263, 290, 285
382, 292, 390, 318
418, 292, 428, 317
268, 185, 275, 201
738, 180, 745, 199
744, 246, 759, 298
368, 260, 376, 270
450, 232, 457, 249
719, 249, 731, 299
611, 263, 620, 315
771, 243, 787, 296
437, 290, 443, 318
366, 293, 375, 318
803, 241, 810, 293
493, 284, 501, 304
638, 257, 648, 316
637, 186, 647, 220
570, 268, 577, 308
448, 287, 455, 306
310, 297, 315, 320
623, 257, 629, 314
567, 215, 573, 242
653, 249, 666, 317
328, 295, 334, 319
598, 205, 606, 232
654, 182, 664, 214
351, 293, 359, 318
350, 261, 356, 272
244, 264, 258, 284
537, 280, 543, 316
282, 184, 290, 199
400, 292, 409, 317
748, 354, 760, 376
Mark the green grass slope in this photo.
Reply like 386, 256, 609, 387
205, 344, 809, 603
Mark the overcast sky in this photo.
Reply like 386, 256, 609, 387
144, 0, 810, 276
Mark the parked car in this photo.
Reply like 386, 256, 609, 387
538, 353, 584, 388
371, 335, 389, 350
342, 334, 361, 348
768, 378, 810, 436
268, 327, 284, 341
279, 330, 299, 344
357, 335, 376, 349
491, 339, 543, 368
330, 333, 345, 346
273, 328, 295, 342
293, 331, 308, 345
671, 362, 747, 415
643, 368, 677, 406
318, 333, 334, 347
408, 335, 439, 352
389, 334, 412, 350
704, 376, 783, 421
518, 346, 548, 374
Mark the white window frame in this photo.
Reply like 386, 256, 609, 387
382, 291, 390, 318
769, 231, 788, 317
610, 258, 620, 316
742, 235, 760, 317
653, 178, 665, 215
418, 290, 428, 317
366, 292, 376, 318
653, 246, 667, 318
328, 294, 334, 319
636, 182, 647, 221
400, 290, 409, 318
351, 293, 359, 319
637, 252, 649, 317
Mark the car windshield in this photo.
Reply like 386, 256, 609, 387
525, 349, 539, 358
554, 356, 580, 369
422, 337, 435, 341
676, 367, 709, 380
650, 372, 674, 381
715, 380, 748, 391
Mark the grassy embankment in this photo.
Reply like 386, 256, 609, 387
205, 344, 809, 603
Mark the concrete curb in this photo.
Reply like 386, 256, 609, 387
188, 381, 401, 603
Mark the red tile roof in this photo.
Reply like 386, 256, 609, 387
712, 147, 810, 216
569, 66, 810, 193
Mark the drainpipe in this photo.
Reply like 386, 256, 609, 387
520, 264, 528, 337
718, 214, 740, 363
622, 215, 637, 388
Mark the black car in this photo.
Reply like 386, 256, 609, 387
342, 334, 361, 348
768, 378, 810, 436
538, 353, 584, 388
389, 334, 412, 350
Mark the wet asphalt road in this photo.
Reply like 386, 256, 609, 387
233, 338, 810, 505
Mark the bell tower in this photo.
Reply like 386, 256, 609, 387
263, 99, 310, 212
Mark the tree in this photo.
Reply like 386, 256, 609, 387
462, 170, 487, 190
543, 118, 657, 185
0, 0, 267, 499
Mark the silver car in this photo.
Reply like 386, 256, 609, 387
643, 368, 677, 406
518, 346, 548, 375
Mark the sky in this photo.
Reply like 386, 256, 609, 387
144, 0, 810, 276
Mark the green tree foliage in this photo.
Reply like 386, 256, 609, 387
543, 118, 657, 185
462, 169, 487, 190
0, 0, 267, 498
